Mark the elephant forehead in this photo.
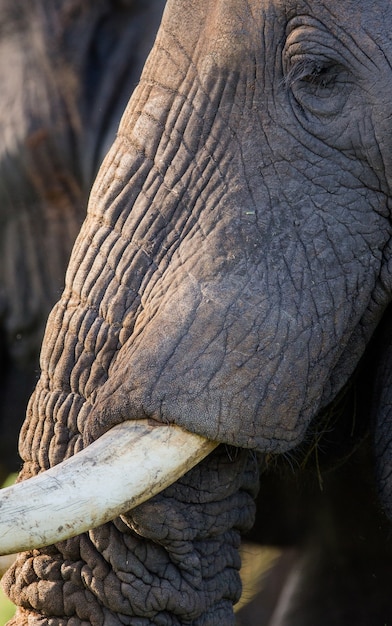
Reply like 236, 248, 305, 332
158, 0, 392, 69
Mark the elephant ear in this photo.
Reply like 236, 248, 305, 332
372, 308, 392, 519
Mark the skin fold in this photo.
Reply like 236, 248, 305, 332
0, 0, 165, 481
4, 0, 392, 623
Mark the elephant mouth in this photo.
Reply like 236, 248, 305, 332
0, 420, 217, 555
0, 363, 368, 557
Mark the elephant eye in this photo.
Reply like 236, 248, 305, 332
284, 56, 350, 119
286, 59, 338, 90
282, 18, 353, 122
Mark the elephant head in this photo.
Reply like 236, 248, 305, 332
2, 0, 392, 623
0, 0, 164, 479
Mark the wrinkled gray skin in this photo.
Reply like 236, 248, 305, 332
0, 0, 164, 480
5, 0, 392, 624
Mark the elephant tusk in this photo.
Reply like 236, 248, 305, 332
0, 420, 217, 556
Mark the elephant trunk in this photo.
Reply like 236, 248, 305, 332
2, 436, 258, 625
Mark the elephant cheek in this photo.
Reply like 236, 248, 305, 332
82, 280, 318, 454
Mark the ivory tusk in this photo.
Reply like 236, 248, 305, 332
0, 421, 217, 556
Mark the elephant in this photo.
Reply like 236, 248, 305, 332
0, 0, 165, 483
2, 0, 392, 624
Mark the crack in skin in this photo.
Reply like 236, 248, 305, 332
4, 0, 392, 624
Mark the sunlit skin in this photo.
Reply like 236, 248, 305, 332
3, 1, 392, 624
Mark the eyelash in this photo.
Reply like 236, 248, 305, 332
285, 59, 336, 90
